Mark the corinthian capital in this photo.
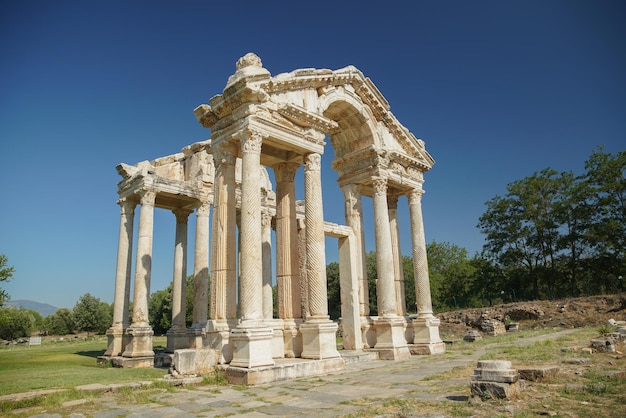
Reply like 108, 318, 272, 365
239, 130, 263, 153
372, 177, 388, 196
275, 162, 300, 182
138, 189, 156, 206
304, 153, 321, 172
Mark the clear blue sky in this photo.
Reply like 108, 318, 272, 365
1, 1, 624, 309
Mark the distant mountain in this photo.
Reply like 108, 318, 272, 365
5, 300, 58, 317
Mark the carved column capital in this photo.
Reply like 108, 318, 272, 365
304, 153, 321, 172
239, 130, 264, 153
275, 162, 300, 183
261, 210, 273, 227
387, 194, 399, 210
138, 189, 156, 206
173, 208, 193, 224
117, 198, 137, 215
408, 188, 425, 203
372, 177, 388, 196
196, 201, 211, 217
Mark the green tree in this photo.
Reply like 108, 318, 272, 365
0, 306, 37, 340
44, 308, 75, 335
73, 293, 111, 335
148, 276, 196, 335
0, 254, 15, 306
326, 262, 341, 320
426, 241, 476, 311
583, 147, 626, 291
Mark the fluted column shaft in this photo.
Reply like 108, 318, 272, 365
304, 153, 328, 319
342, 183, 369, 317
171, 209, 192, 329
112, 199, 136, 329
372, 177, 397, 317
210, 145, 237, 320
261, 210, 273, 319
239, 132, 264, 321
408, 189, 434, 318
388, 196, 406, 316
192, 202, 210, 328
275, 162, 301, 319
130, 190, 156, 327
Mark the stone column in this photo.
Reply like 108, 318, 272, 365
372, 178, 409, 360
274, 162, 301, 320
342, 184, 369, 317
204, 144, 237, 363
230, 130, 274, 368
167, 208, 192, 352
190, 201, 210, 347
408, 188, 445, 354
105, 198, 136, 357
261, 210, 273, 320
300, 153, 340, 360
274, 162, 301, 358
388, 195, 407, 316
122, 189, 156, 365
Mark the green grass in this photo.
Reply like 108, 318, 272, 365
0, 336, 167, 395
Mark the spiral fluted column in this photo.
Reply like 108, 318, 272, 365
408, 189, 433, 317
192, 201, 210, 329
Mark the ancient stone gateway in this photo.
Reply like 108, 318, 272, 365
102, 53, 445, 383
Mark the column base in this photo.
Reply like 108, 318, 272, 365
206, 319, 237, 364
230, 321, 275, 368
103, 324, 125, 357
122, 324, 154, 359
411, 316, 446, 355
374, 316, 411, 360
300, 318, 340, 360
265, 318, 285, 359
188, 324, 207, 349
361, 316, 375, 349
166, 326, 190, 352
283, 318, 303, 358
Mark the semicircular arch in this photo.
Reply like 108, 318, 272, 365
317, 86, 381, 159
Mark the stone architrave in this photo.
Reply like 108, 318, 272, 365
230, 130, 274, 369
371, 177, 410, 360
122, 189, 156, 366
167, 208, 192, 352
300, 153, 340, 360
105, 198, 136, 357
408, 189, 445, 354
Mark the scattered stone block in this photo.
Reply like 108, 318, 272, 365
518, 365, 559, 381
563, 357, 590, 364
481, 320, 506, 336
470, 360, 522, 400
464, 330, 482, 342
590, 338, 616, 353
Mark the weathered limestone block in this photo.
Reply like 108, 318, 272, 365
590, 338, 617, 353
470, 360, 521, 400
480, 319, 506, 336
518, 365, 559, 381
464, 329, 482, 342
173, 348, 219, 375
